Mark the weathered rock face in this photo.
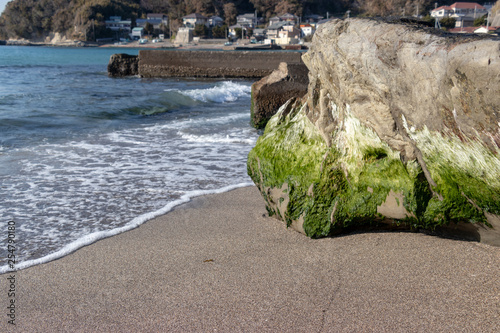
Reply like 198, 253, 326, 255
251, 62, 309, 129
247, 18, 500, 245
108, 53, 138, 77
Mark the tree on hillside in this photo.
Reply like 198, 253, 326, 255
250, 0, 280, 19
223, 2, 237, 25
474, 14, 487, 27
212, 24, 227, 38
275, 0, 300, 15
193, 23, 208, 37
144, 21, 153, 35
355, 0, 434, 17
440, 16, 456, 29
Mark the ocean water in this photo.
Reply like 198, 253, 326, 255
0, 46, 260, 273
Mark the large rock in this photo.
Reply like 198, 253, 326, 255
247, 18, 500, 245
251, 62, 309, 129
108, 53, 138, 77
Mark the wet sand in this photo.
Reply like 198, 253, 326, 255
2, 186, 499, 332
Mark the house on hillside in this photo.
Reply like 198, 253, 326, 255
131, 27, 144, 39
237, 13, 256, 28
266, 21, 292, 40
183, 13, 208, 28
276, 26, 301, 45
449, 25, 499, 33
209, 16, 224, 27
303, 14, 324, 23
105, 16, 132, 32
268, 13, 299, 27
253, 28, 266, 41
431, 2, 488, 27
473, 25, 499, 33
229, 24, 250, 39
147, 14, 168, 22
237, 13, 263, 28
136, 18, 165, 30
300, 24, 315, 36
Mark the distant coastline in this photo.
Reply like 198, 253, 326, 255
0, 38, 309, 51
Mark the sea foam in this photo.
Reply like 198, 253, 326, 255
168, 81, 251, 103
0, 71, 258, 275
0, 183, 254, 274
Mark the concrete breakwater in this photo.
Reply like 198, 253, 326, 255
108, 50, 305, 78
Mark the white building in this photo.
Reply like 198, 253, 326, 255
300, 24, 315, 36
105, 16, 132, 32
276, 26, 301, 45
237, 13, 261, 28
182, 13, 208, 28
131, 27, 144, 39
431, 2, 488, 27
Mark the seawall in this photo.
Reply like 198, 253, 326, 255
108, 50, 305, 78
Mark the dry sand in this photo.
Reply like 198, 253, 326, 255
2, 186, 499, 332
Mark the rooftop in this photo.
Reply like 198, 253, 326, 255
433, 2, 486, 11
183, 13, 208, 19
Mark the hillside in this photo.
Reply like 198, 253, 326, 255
0, 0, 495, 41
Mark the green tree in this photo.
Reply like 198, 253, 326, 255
144, 22, 153, 35
223, 2, 237, 26
193, 23, 208, 37
473, 14, 487, 27
212, 24, 227, 38
234, 27, 242, 39
440, 17, 456, 29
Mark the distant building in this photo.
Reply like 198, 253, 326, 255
431, 2, 488, 27
131, 27, 144, 39
253, 28, 266, 41
473, 25, 499, 33
237, 13, 263, 28
276, 26, 301, 45
266, 22, 292, 40
208, 16, 224, 27
136, 14, 168, 31
183, 13, 208, 28
147, 14, 168, 23
136, 19, 164, 30
303, 14, 324, 23
105, 16, 132, 32
228, 24, 246, 39
269, 13, 299, 27
300, 24, 315, 36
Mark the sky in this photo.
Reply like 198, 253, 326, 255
0, 0, 9, 15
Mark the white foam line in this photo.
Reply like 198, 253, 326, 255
0, 182, 255, 274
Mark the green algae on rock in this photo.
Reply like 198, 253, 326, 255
247, 18, 500, 245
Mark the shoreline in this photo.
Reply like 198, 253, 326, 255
0, 183, 254, 275
2, 186, 499, 331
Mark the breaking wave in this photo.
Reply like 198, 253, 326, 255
168, 81, 251, 103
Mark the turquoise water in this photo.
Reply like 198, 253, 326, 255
0, 46, 259, 272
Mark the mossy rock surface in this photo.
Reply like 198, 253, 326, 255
248, 101, 500, 240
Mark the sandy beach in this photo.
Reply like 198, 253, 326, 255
2, 186, 499, 332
